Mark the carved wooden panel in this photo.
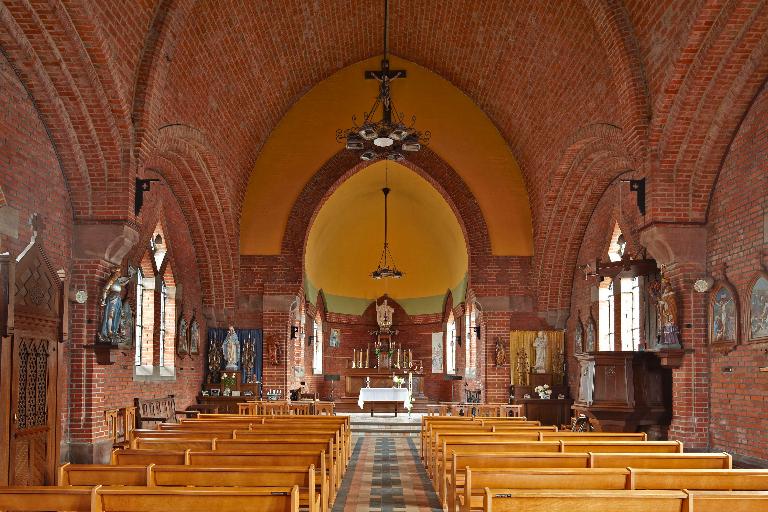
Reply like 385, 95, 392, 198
14, 245, 58, 319
16, 337, 50, 430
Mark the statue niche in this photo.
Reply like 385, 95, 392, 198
98, 266, 136, 346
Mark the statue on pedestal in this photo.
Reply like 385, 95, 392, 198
494, 337, 507, 366
223, 326, 240, 371
533, 331, 548, 373
649, 272, 681, 348
98, 266, 136, 345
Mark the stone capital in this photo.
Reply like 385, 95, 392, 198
639, 224, 707, 270
74, 223, 139, 264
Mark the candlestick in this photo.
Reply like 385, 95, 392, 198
365, 346, 369, 368
352, 349, 356, 368
408, 349, 412, 368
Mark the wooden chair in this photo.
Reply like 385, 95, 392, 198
314, 402, 335, 415
290, 403, 311, 415
262, 401, 288, 415
498, 404, 522, 417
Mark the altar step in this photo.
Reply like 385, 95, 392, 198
350, 422, 421, 434
332, 396, 430, 414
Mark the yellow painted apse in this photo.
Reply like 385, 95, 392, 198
304, 162, 467, 315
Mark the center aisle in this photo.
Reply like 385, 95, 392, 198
332, 433, 443, 511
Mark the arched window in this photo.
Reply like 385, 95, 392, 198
598, 278, 614, 351
134, 267, 144, 366
159, 279, 168, 367
313, 313, 323, 374
465, 304, 477, 379
446, 311, 456, 374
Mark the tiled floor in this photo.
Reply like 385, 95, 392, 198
333, 433, 442, 512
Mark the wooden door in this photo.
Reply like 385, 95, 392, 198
7, 241, 62, 485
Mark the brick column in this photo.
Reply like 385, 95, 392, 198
261, 291, 298, 396
641, 224, 710, 449
68, 223, 138, 463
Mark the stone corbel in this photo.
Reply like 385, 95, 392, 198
73, 223, 139, 264
639, 224, 707, 271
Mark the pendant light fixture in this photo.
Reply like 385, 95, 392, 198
370, 165, 404, 279
336, 0, 430, 162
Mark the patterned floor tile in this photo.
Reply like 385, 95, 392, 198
333, 434, 442, 512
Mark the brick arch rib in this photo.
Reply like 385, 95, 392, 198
649, 0, 768, 224
280, 148, 493, 288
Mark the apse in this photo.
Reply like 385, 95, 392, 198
304, 161, 467, 315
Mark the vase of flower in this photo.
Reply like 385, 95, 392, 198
221, 372, 236, 397
534, 384, 552, 399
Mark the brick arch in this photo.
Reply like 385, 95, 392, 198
131, 0, 197, 167
144, 126, 237, 313
649, 0, 768, 224
581, 0, 650, 163
281, 148, 493, 285
534, 124, 634, 316
0, 1, 133, 219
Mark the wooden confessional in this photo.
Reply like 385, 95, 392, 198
0, 237, 66, 485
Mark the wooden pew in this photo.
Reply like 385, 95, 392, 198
437, 441, 562, 503
0, 486, 91, 511
151, 466, 321, 512
591, 452, 732, 469
482, 489, 687, 512
446, 452, 591, 509
686, 490, 768, 511
561, 441, 683, 453
539, 431, 647, 441
461, 468, 629, 512
630, 468, 768, 490
59, 463, 150, 486
92, 485, 299, 512
186, 451, 330, 509
111, 449, 187, 465
429, 433, 542, 477
132, 438, 216, 451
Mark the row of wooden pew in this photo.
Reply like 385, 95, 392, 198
0, 413, 350, 512
421, 415, 768, 512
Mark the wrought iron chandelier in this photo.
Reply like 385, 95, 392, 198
371, 168, 404, 279
336, 0, 430, 162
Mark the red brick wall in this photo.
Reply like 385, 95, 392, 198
706, 82, 768, 465
0, 49, 75, 442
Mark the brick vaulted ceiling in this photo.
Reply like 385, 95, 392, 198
2, 0, 767, 314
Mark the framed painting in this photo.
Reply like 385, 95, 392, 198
573, 315, 584, 354
710, 283, 738, 347
329, 328, 341, 348
177, 315, 189, 355
585, 315, 596, 353
748, 273, 768, 341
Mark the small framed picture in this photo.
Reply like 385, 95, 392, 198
210, 388, 221, 397
329, 328, 341, 348
201, 390, 210, 396
232, 390, 241, 397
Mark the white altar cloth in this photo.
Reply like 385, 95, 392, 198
358, 387, 412, 410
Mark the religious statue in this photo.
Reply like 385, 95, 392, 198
574, 322, 583, 353
189, 316, 200, 354
515, 349, 529, 386
177, 315, 188, 354
98, 266, 136, 345
649, 272, 681, 347
268, 337, 281, 366
585, 319, 596, 352
532, 331, 548, 373
494, 337, 507, 366
376, 299, 394, 331
222, 326, 240, 371
241, 334, 255, 380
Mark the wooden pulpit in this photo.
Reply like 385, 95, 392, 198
572, 351, 672, 433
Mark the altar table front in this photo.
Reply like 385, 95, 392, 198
358, 387, 411, 416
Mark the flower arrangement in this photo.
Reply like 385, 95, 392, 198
221, 372, 236, 392
392, 375, 405, 388
534, 384, 552, 399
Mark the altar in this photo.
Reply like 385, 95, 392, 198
358, 387, 411, 416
